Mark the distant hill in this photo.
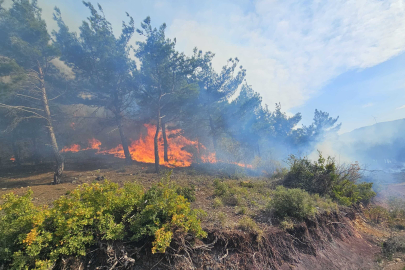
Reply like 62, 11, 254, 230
340, 118, 405, 145
337, 118, 405, 169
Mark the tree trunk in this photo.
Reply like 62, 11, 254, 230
115, 112, 132, 163
196, 139, 202, 163
32, 137, 41, 165
38, 62, 64, 184
154, 108, 161, 173
209, 115, 217, 151
11, 133, 21, 166
162, 121, 169, 162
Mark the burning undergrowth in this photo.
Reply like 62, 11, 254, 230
60, 124, 252, 170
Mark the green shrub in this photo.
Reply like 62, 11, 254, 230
389, 197, 405, 218
217, 212, 227, 227
235, 206, 247, 215
284, 153, 338, 195
283, 153, 376, 206
279, 217, 294, 230
333, 181, 376, 206
238, 216, 261, 234
382, 236, 405, 258
0, 179, 207, 269
269, 186, 316, 220
0, 190, 38, 266
365, 206, 389, 224
239, 181, 254, 188
212, 198, 223, 208
213, 179, 228, 196
176, 184, 196, 202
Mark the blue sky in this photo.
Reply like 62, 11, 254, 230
9, 0, 405, 134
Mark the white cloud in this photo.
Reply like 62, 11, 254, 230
24, 0, 405, 112
167, 0, 405, 110
396, 105, 405, 110
362, 103, 374, 108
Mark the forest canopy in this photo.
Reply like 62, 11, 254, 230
0, 0, 341, 178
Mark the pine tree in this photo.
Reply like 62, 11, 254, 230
53, 2, 136, 162
0, 0, 65, 183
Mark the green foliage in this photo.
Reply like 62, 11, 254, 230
284, 152, 338, 195
213, 179, 228, 197
0, 179, 206, 269
333, 181, 376, 206
238, 216, 261, 234
269, 186, 316, 220
0, 190, 38, 266
129, 181, 206, 253
382, 236, 405, 258
176, 184, 196, 202
212, 197, 223, 208
279, 217, 294, 230
364, 206, 389, 224
388, 197, 405, 219
283, 153, 375, 206
240, 181, 254, 188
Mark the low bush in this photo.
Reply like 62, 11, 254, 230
268, 186, 316, 220
389, 197, 405, 219
382, 235, 405, 259
283, 153, 376, 206
213, 179, 228, 197
365, 206, 390, 224
238, 216, 261, 234
176, 184, 196, 202
279, 217, 294, 230
0, 178, 206, 269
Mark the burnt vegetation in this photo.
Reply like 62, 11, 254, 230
0, 1, 403, 270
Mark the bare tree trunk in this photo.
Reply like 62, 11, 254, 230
115, 112, 132, 163
38, 62, 64, 184
196, 138, 202, 163
209, 115, 217, 152
154, 108, 161, 173
31, 137, 41, 165
162, 121, 169, 162
11, 133, 21, 166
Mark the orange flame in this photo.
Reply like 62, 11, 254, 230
10, 156, 15, 162
102, 124, 203, 167
61, 144, 81, 153
60, 124, 252, 168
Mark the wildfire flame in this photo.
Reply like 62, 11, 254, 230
60, 138, 102, 153
60, 124, 252, 168
10, 156, 15, 162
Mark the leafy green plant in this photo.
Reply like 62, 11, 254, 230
382, 236, 405, 259
176, 184, 196, 202
283, 153, 375, 206
238, 216, 261, 234
213, 197, 223, 208
0, 190, 38, 266
268, 186, 316, 220
364, 206, 389, 224
213, 179, 228, 196
279, 218, 294, 230
0, 178, 207, 269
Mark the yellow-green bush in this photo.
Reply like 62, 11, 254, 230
0, 179, 206, 269
238, 216, 261, 234
268, 186, 316, 220
0, 190, 38, 267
